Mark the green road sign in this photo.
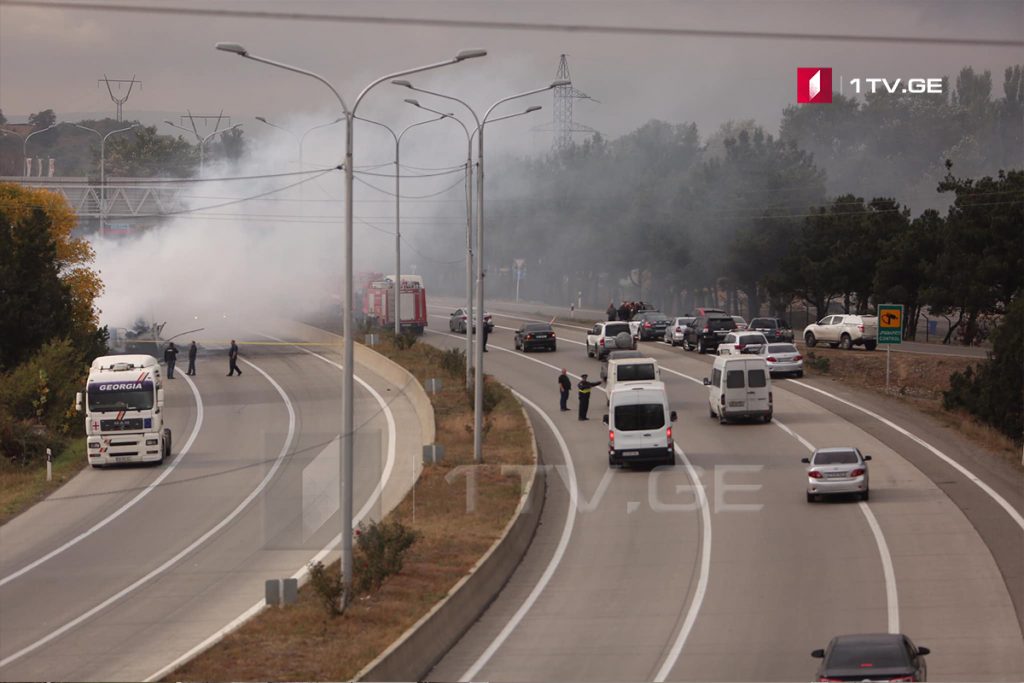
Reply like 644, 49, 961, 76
878, 303, 904, 344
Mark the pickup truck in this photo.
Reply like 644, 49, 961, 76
802, 314, 878, 350
586, 321, 636, 360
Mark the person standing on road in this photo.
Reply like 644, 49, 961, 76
607, 302, 617, 321
558, 368, 572, 412
186, 340, 198, 376
163, 342, 178, 379
618, 301, 630, 322
482, 321, 490, 352
228, 340, 242, 376
577, 373, 602, 421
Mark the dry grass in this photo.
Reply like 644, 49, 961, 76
799, 344, 1020, 461
0, 438, 85, 526
170, 338, 533, 682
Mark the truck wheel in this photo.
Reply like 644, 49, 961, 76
804, 332, 817, 347
865, 341, 877, 351
839, 334, 852, 350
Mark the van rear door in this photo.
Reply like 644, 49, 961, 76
745, 360, 771, 413
612, 390, 666, 452
724, 364, 747, 413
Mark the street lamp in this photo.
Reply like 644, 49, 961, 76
396, 80, 564, 462
355, 113, 450, 336
216, 40, 485, 603
255, 116, 299, 163
164, 120, 242, 176
22, 123, 60, 177
74, 123, 139, 236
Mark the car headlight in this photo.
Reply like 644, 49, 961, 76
146, 438, 159, 446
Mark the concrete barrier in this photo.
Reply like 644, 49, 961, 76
356, 401, 544, 682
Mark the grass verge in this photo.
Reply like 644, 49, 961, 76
0, 437, 86, 526
168, 335, 534, 682
799, 344, 1021, 462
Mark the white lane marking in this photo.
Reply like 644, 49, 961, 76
460, 390, 578, 682
145, 337, 398, 683
858, 501, 900, 633
0, 373, 205, 589
428, 328, 711, 681
790, 379, 1024, 533
0, 359, 296, 670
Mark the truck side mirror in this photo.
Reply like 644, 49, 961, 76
702, 378, 710, 386
75, 392, 83, 413
670, 410, 677, 422
602, 414, 608, 424
157, 388, 165, 407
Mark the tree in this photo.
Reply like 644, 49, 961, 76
873, 209, 943, 339
104, 126, 198, 177
212, 127, 247, 164
28, 109, 56, 130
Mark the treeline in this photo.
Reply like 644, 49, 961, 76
0, 184, 107, 463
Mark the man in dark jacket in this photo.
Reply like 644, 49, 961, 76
558, 368, 572, 411
163, 343, 178, 379
606, 302, 617, 321
618, 302, 630, 322
228, 340, 242, 376
577, 373, 602, 420
186, 341, 198, 376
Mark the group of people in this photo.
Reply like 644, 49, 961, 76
162, 340, 242, 379
558, 368, 603, 421
607, 300, 652, 322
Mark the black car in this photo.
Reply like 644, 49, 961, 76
683, 314, 737, 353
749, 317, 794, 343
813, 633, 930, 682
631, 311, 672, 341
513, 323, 556, 352
600, 349, 645, 381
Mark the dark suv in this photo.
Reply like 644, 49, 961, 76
683, 314, 737, 353
749, 317, 794, 343
631, 311, 672, 341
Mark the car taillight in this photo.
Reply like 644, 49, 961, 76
461, 315, 467, 320
887, 676, 915, 682
737, 343, 745, 350
675, 326, 682, 332
609, 430, 614, 442
526, 334, 534, 340
666, 426, 672, 439
767, 356, 777, 362
599, 338, 605, 346
850, 468, 865, 477
644, 321, 651, 328
858, 323, 864, 332
818, 678, 843, 682
794, 355, 802, 361
809, 471, 823, 479
703, 327, 709, 333
551, 332, 556, 338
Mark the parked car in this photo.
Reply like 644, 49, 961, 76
749, 317, 794, 343
731, 315, 748, 330
803, 314, 878, 350
513, 322, 556, 352
759, 342, 803, 377
689, 307, 727, 317
586, 321, 636, 360
683, 314, 737, 354
802, 447, 871, 502
812, 633, 929, 682
448, 308, 494, 334
664, 317, 696, 346
703, 355, 773, 423
717, 331, 769, 355
630, 310, 672, 341
601, 349, 645, 381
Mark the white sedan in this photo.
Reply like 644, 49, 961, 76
759, 342, 803, 377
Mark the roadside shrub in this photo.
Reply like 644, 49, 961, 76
307, 560, 346, 617
804, 351, 830, 374
353, 519, 419, 594
467, 378, 503, 414
391, 332, 418, 351
0, 338, 86, 436
439, 348, 466, 378
0, 412, 57, 466
943, 298, 1023, 443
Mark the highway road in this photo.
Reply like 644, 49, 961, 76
426, 299, 1023, 682
0, 335, 421, 682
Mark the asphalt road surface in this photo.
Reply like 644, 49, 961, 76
426, 299, 1023, 682
0, 338, 419, 682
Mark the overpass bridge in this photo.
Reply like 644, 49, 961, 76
0, 176, 189, 221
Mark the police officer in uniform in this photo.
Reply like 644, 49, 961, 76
577, 373, 602, 420
163, 342, 178, 379
187, 340, 198, 376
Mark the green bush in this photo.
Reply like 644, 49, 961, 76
804, 351, 830, 373
353, 518, 419, 594
307, 560, 346, 617
466, 379, 503, 414
943, 298, 1023, 443
0, 412, 57, 466
0, 338, 87, 436
439, 348, 466, 378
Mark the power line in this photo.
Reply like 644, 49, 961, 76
2, 1, 1021, 47
354, 174, 465, 199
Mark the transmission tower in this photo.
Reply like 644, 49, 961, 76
99, 75, 141, 122
180, 110, 231, 140
548, 54, 599, 152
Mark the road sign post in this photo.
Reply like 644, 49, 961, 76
878, 303, 904, 390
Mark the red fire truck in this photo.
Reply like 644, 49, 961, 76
361, 273, 429, 334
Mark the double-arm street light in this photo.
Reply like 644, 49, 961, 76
20, 123, 61, 176
395, 80, 567, 463
164, 120, 243, 176
355, 113, 451, 336
74, 123, 139, 235
215, 41, 485, 603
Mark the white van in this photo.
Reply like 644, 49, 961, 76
605, 356, 660, 400
603, 381, 677, 468
703, 356, 773, 423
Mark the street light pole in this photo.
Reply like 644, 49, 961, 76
164, 120, 242, 176
216, 41, 485, 604
22, 123, 60, 177
75, 123, 138, 236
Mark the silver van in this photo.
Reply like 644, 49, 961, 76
704, 356, 773, 423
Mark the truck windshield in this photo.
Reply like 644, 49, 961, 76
614, 403, 665, 431
87, 382, 155, 412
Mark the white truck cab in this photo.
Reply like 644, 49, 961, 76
603, 381, 677, 468
704, 356, 773, 423
76, 355, 171, 467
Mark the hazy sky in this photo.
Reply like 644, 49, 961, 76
2, 0, 1022, 148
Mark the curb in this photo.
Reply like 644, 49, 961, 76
356, 399, 545, 682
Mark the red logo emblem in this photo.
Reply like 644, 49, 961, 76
797, 68, 832, 103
